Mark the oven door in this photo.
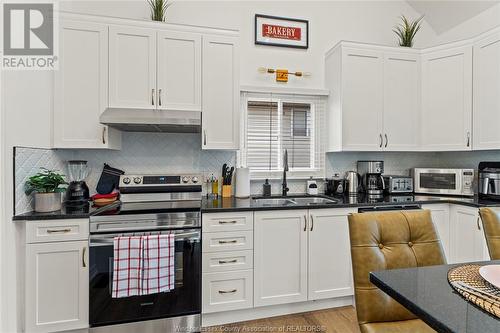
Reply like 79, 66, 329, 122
89, 229, 201, 328
414, 169, 462, 195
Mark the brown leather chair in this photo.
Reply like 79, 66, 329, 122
348, 209, 445, 333
479, 208, 500, 260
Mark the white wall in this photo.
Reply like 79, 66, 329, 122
432, 2, 500, 44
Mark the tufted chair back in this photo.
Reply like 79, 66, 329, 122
348, 209, 445, 331
479, 208, 500, 260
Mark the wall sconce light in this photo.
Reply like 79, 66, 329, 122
258, 67, 311, 83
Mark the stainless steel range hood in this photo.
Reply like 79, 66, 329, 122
100, 108, 201, 133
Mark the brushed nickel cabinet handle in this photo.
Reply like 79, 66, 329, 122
477, 217, 481, 231
82, 247, 87, 268
385, 134, 388, 148
218, 240, 237, 244
46, 228, 71, 234
151, 89, 155, 106
379, 134, 383, 148
219, 220, 237, 224
102, 127, 106, 144
310, 215, 314, 231
158, 89, 162, 106
219, 259, 238, 264
218, 289, 237, 294
467, 132, 471, 147
303, 215, 307, 232
204, 130, 207, 145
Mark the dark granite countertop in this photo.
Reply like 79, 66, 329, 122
370, 261, 500, 333
201, 193, 500, 213
13, 194, 500, 220
12, 202, 112, 221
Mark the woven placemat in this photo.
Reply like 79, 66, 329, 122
448, 264, 500, 318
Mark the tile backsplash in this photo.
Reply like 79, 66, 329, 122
13, 132, 500, 214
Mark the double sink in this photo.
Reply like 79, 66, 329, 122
253, 196, 338, 207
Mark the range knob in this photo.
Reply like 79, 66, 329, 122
182, 176, 190, 184
122, 177, 131, 184
133, 177, 142, 184
192, 176, 199, 184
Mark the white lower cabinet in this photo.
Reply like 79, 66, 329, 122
422, 204, 451, 261
25, 240, 89, 333
450, 205, 489, 264
254, 208, 355, 307
202, 270, 253, 313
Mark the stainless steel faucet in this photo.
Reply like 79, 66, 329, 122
282, 149, 289, 196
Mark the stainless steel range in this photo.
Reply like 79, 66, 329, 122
89, 174, 202, 333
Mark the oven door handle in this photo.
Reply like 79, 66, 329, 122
89, 231, 200, 246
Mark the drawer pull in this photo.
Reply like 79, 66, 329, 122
46, 228, 71, 234
218, 289, 237, 294
219, 259, 238, 264
219, 220, 237, 224
82, 247, 87, 268
218, 240, 237, 244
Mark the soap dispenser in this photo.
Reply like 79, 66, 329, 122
263, 179, 272, 197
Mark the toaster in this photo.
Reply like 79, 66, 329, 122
383, 175, 413, 194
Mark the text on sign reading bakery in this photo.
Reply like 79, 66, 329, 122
262, 24, 301, 41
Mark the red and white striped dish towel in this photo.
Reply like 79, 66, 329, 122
141, 234, 175, 295
112, 236, 143, 298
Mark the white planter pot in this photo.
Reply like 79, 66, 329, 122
34, 192, 62, 213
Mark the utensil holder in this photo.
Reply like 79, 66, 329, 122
222, 185, 232, 198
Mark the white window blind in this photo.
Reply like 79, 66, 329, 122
241, 93, 326, 179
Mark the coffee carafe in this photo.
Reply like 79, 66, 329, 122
357, 161, 385, 197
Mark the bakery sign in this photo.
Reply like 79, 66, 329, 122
255, 14, 308, 49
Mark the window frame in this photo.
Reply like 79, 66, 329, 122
240, 92, 324, 180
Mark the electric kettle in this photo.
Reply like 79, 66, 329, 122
345, 171, 361, 196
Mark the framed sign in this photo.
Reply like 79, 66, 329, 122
255, 14, 309, 49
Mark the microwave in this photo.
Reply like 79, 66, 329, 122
413, 168, 474, 197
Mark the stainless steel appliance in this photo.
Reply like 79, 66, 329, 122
413, 168, 474, 197
479, 162, 500, 199
383, 175, 413, 194
358, 161, 385, 196
345, 171, 361, 196
358, 204, 421, 213
89, 174, 202, 333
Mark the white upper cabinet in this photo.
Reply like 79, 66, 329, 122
157, 31, 201, 111
383, 52, 421, 151
202, 35, 240, 150
54, 20, 120, 149
473, 31, 500, 150
421, 44, 473, 151
341, 48, 384, 151
109, 26, 157, 109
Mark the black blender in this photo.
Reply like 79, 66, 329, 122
65, 160, 90, 206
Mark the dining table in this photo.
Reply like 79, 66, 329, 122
370, 261, 500, 333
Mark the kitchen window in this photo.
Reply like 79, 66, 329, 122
240, 93, 326, 179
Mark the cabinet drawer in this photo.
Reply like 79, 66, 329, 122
202, 212, 253, 233
26, 219, 89, 244
202, 270, 253, 313
202, 231, 253, 253
203, 250, 253, 273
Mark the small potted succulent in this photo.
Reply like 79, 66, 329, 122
25, 168, 68, 213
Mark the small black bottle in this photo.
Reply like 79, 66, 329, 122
263, 179, 272, 197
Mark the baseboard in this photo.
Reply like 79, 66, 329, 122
201, 296, 354, 327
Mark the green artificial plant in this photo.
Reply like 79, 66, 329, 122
25, 168, 67, 194
393, 15, 424, 47
147, 0, 172, 22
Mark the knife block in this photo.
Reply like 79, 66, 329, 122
222, 185, 232, 198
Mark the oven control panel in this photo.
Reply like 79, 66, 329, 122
119, 174, 202, 187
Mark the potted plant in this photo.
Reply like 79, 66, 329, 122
393, 15, 424, 48
25, 168, 68, 213
147, 0, 172, 22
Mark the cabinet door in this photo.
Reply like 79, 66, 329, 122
202, 35, 240, 150
383, 52, 420, 151
308, 209, 354, 300
422, 204, 450, 262
450, 205, 488, 264
254, 210, 308, 307
54, 20, 120, 149
473, 32, 500, 150
157, 30, 201, 111
26, 241, 88, 333
109, 26, 156, 109
341, 48, 384, 151
421, 45, 473, 151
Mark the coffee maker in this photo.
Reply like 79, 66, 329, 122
357, 161, 385, 197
